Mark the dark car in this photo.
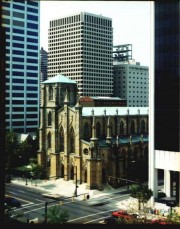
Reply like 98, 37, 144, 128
104, 216, 117, 224
5, 196, 21, 208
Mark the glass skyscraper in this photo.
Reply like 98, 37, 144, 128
149, 1, 180, 207
2, 0, 40, 134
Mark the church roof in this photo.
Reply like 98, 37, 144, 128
82, 107, 148, 116
43, 74, 77, 84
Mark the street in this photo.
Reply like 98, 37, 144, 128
5, 182, 130, 224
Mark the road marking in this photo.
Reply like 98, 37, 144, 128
35, 199, 44, 202
83, 216, 107, 224
22, 203, 33, 207
6, 195, 33, 204
18, 190, 25, 193
68, 209, 115, 222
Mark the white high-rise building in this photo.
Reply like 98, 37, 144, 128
2, 0, 40, 134
113, 59, 149, 107
48, 12, 113, 97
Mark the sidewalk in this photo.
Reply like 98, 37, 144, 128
10, 177, 177, 220
10, 176, 127, 199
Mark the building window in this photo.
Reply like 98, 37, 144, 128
96, 122, 101, 138
47, 132, 51, 148
120, 121, 124, 135
130, 120, 135, 134
48, 111, 52, 126
141, 120, 145, 134
84, 122, 90, 140
49, 86, 53, 100
70, 128, 75, 153
60, 127, 64, 151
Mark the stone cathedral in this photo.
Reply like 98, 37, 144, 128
38, 74, 149, 190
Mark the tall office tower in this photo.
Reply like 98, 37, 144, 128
149, 2, 180, 207
113, 45, 149, 107
48, 12, 113, 97
2, 0, 40, 134
40, 47, 48, 104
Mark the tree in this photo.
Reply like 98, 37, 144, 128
5, 131, 18, 179
29, 158, 43, 179
130, 184, 153, 210
46, 206, 69, 224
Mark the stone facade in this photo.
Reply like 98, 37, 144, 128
38, 74, 149, 190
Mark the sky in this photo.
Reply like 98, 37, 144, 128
40, 1, 151, 67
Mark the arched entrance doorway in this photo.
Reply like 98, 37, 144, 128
61, 164, 64, 178
70, 166, 74, 180
84, 170, 87, 183
102, 168, 106, 184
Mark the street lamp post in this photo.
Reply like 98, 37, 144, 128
74, 166, 78, 197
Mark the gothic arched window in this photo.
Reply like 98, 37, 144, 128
120, 121, 124, 135
70, 128, 75, 153
49, 85, 53, 100
141, 120, 145, 134
131, 120, 135, 134
48, 111, 52, 126
60, 127, 64, 151
84, 123, 90, 140
47, 132, 51, 148
96, 122, 101, 138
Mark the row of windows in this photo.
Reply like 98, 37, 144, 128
11, 57, 38, 64
9, 92, 38, 98
3, 18, 38, 29
8, 114, 38, 119
7, 28, 38, 36
11, 72, 38, 77
11, 42, 38, 49
7, 85, 38, 91
12, 50, 38, 56
10, 100, 38, 105
11, 36, 38, 43
11, 121, 38, 126
11, 64, 38, 70
129, 101, 148, 103
114, 71, 148, 75
48, 49, 111, 56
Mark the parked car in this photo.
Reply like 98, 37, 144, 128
151, 218, 170, 225
5, 196, 21, 208
104, 216, 117, 224
111, 210, 136, 220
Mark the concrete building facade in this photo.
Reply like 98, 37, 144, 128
38, 74, 149, 190
113, 59, 149, 107
47, 12, 113, 97
2, 0, 40, 134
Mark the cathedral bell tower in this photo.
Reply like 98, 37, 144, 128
37, 74, 77, 178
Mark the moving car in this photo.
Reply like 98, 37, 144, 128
5, 196, 21, 208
